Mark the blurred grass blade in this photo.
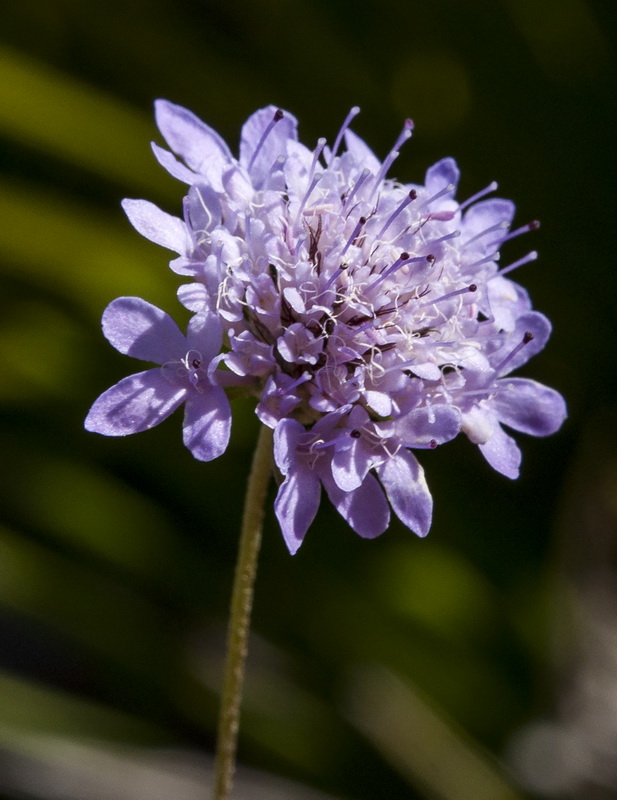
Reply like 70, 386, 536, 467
0, 178, 176, 313
0, 670, 162, 742
0, 46, 169, 195
347, 664, 524, 800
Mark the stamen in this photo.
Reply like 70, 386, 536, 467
322, 261, 350, 293
309, 138, 327, 181
313, 435, 344, 450
367, 252, 429, 291
248, 108, 284, 171
329, 106, 361, 163
342, 168, 371, 211
269, 154, 286, 177
488, 220, 540, 249
460, 181, 498, 211
495, 331, 534, 374
499, 250, 538, 276
185, 349, 203, 370
275, 371, 312, 395
421, 284, 477, 307
425, 229, 460, 247
391, 118, 414, 154
414, 439, 438, 449
463, 252, 500, 271
377, 189, 417, 238
465, 220, 508, 246
340, 216, 367, 257
369, 150, 401, 199
352, 316, 379, 335
424, 183, 455, 206
295, 172, 323, 223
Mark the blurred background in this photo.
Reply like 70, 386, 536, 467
0, 1, 615, 798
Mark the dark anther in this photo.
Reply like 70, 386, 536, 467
192, 358, 201, 368
274, 108, 284, 121
409, 189, 417, 200
523, 331, 535, 344
414, 325, 437, 337
347, 313, 373, 326
400, 251, 410, 261
426, 254, 436, 264
324, 318, 336, 336
428, 439, 437, 449
359, 216, 367, 225
529, 220, 541, 230
469, 284, 477, 292
350, 429, 362, 439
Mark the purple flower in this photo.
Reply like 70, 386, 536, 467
88, 101, 567, 552
85, 297, 231, 461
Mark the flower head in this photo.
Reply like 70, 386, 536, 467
88, 101, 566, 552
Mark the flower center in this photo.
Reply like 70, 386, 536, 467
162, 349, 208, 391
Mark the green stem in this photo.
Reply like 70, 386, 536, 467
212, 424, 273, 800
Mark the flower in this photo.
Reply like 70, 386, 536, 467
88, 101, 566, 552
85, 296, 231, 462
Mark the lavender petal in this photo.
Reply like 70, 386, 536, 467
102, 297, 186, 364
85, 370, 186, 436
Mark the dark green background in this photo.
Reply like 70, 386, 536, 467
0, 1, 615, 798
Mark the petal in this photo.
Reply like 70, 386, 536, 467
461, 405, 496, 445
425, 157, 460, 195
274, 470, 321, 555
462, 198, 516, 240
151, 142, 197, 184
412, 362, 442, 380
478, 424, 521, 479
395, 405, 461, 447
186, 309, 223, 363
322, 472, 390, 539
155, 100, 233, 187
376, 450, 433, 537
273, 418, 305, 475
186, 183, 222, 234
85, 370, 186, 436
102, 297, 186, 364
485, 274, 531, 332
169, 256, 203, 276
121, 199, 188, 254
177, 282, 210, 312
493, 378, 567, 436
222, 165, 254, 210
240, 106, 298, 186
332, 439, 372, 492
182, 387, 231, 462
343, 129, 381, 174
365, 390, 392, 417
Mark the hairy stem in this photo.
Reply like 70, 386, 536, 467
212, 424, 273, 800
